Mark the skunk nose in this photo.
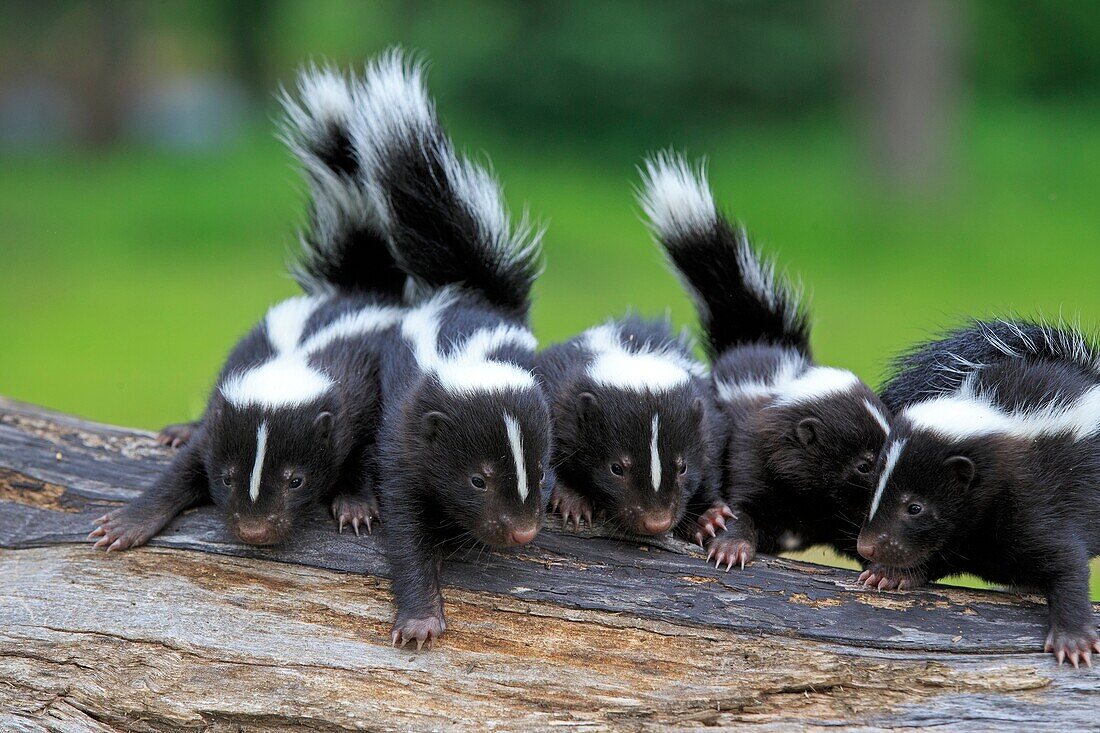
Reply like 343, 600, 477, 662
857, 537, 876, 560
509, 525, 539, 545
641, 512, 673, 535
236, 519, 278, 546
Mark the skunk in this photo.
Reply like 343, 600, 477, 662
859, 319, 1100, 667
639, 153, 892, 569
90, 64, 406, 550
355, 52, 550, 649
535, 316, 730, 541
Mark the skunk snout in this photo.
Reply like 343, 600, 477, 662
857, 531, 915, 566
234, 516, 284, 546
508, 525, 539, 545
640, 512, 673, 534
856, 536, 877, 560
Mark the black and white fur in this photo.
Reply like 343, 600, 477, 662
536, 316, 728, 540
639, 153, 892, 570
91, 64, 405, 550
859, 319, 1100, 667
355, 52, 551, 649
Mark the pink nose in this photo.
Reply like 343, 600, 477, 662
509, 525, 539, 545
857, 537, 876, 560
641, 513, 673, 535
236, 520, 279, 546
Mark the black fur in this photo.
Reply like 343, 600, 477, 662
92, 64, 404, 552
861, 319, 1100, 666
359, 54, 540, 320
535, 316, 721, 539
357, 52, 551, 648
639, 154, 891, 568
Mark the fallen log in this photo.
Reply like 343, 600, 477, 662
1, 397, 1096, 731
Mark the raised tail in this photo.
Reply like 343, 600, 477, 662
637, 152, 810, 358
354, 49, 543, 319
278, 63, 406, 298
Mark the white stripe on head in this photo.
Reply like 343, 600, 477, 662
650, 413, 661, 492
864, 399, 891, 435
868, 438, 906, 520
249, 420, 269, 503
904, 382, 1100, 443
638, 152, 717, 242
504, 413, 528, 501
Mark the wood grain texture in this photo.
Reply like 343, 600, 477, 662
1, 397, 1097, 731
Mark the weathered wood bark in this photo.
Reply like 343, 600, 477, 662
1, 397, 1097, 731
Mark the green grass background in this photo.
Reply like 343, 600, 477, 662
2, 103, 1098, 596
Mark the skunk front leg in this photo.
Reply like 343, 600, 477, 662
675, 476, 733, 548
706, 513, 757, 571
549, 481, 594, 532
1044, 550, 1100, 668
156, 420, 201, 448
330, 442, 382, 536
90, 436, 208, 551
386, 496, 446, 649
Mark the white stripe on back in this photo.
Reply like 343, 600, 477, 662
504, 413, 528, 501
221, 297, 402, 410
400, 290, 538, 394
248, 421, 269, 502
868, 438, 906, 520
583, 323, 702, 394
905, 380, 1100, 443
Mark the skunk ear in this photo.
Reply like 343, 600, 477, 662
576, 392, 600, 423
796, 417, 822, 448
422, 411, 452, 443
314, 411, 334, 443
944, 455, 976, 487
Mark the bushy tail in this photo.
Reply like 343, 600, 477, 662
883, 318, 1100, 408
637, 152, 810, 358
353, 49, 543, 318
278, 63, 406, 298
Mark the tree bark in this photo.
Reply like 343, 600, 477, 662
1, 397, 1096, 731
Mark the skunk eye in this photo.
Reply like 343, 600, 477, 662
538, 470, 545, 485
907, 503, 923, 515
678, 460, 687, 475
289, 477, 303, 489
221, 475, 233, 488
471, 475, 487, 489
610, 462, 624, 476
855, 461, 873, 475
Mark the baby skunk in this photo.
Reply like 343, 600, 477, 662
90, 64, 406, 550
535, 316, 729, 541
639, 153, 892, 570
860, 319, 1100, 667
354, 52, 551, 649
